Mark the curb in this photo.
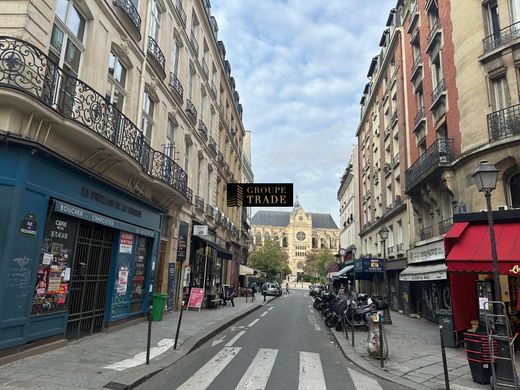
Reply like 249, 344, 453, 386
125, 298, 275, 389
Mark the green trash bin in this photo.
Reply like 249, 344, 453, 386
151, 293, 167, 321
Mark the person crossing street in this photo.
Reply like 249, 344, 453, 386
262, 281, 268, 302
285, 282, 290, 294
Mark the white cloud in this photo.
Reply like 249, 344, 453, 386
212, 0, 395, 225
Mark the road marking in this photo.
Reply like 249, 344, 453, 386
211, 335, 227, 347
248, 318, 260, 327
260, 311, 268, 317
239, 326, 245, 329
347, 368, 384, 389
267, 307, 273, 311
177, 347, 241, 389
309, 309, 314, 313
225, 330, 246, 346
234, 348, 278, 390
104, 338, 174, 371
314, 324, 321, 331
298, 351, 326, 390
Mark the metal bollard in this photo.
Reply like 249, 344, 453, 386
146, 307, 152, 365
439, 325, 450, 390
174, 300, 185, 350
379, 320, 384, 368
351, 309, 355, 347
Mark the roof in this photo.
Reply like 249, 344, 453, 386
251, 211, 339, 229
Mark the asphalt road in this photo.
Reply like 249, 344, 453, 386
136, 289, 406, 389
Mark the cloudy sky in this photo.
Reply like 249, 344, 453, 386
212, 0, 396, 226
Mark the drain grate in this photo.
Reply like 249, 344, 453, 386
103, 382, 129, 390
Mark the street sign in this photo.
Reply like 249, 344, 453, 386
193, 225, 208, 237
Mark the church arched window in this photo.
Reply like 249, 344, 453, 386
509, 172, 520, 208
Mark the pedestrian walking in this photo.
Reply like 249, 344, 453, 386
285, 282, 290, 294
262, 281, 268, 302
227, 283, 236, 307
251, 282, 257, 302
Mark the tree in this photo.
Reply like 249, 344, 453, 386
250, 238, 290, 281
314, 248, 336, 281
304, 249, 319, 281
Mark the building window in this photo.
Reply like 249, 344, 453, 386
512, 0, 520, 23
165, 120, 176, 158
200, 91, 206, 121
484, 1, 501, 39
196, 157, 202, 196
509, 172, 520, 208
149, 0, 161, 41
141, 91, 154, 141
207, 167, 212, 203
171, 40, 180, 75
106, 51, 127, 111
431, 53, 443, 87
188, 69, 194, 100
491, 76, 508, 111
184, 140, 190, 172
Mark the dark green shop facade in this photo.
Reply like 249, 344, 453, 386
0, 143, 163, 350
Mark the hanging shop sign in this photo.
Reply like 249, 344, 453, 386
193, 225, 209, 237
355, 258, 384, 273
408, 239, 445, 264
227, 183, 293, 207
19, 213, 38, 238
176, 221, 188, 262
187, 287, 204, 309
167, 262, 175, 311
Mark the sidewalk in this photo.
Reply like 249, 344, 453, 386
331, 312, 489, 390
0, 295, 275, 390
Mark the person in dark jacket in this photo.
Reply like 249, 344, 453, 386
227, 283, 236, 307
262, 281, 268, 302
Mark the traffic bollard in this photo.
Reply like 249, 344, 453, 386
439, 325, 450, 390
379, 320, 384, 368
146, 307, 152, 365
351, 309, 355, 347
174, 300, 185, 350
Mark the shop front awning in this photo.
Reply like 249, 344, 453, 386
239, 265, 255, 275
330, 265, 354, 279
399, 262, 447, 281
193, 236, 233, 260
445, 222, 520, 274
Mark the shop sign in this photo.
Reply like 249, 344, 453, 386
227, 183, 293, 207
187, 287, 204, 309
509, 265, 520, 274
355, 258, 384, 273
183, 265, 191, 287
176, 221, 188, 262
19, 213, 38, 238
193, 225, 208, 237
409, 239, 445, 264
117, 266, 129, 295
166, 262, 175, 311
399, 270, 447, 281
119, 232, 134, 254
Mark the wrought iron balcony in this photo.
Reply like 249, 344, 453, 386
387, 245, 395, 255
426, 19, 441, 50
195, 195, 205, 211
405, 138, 453, 191
0, 37, 188, 197
413, 107, 425, 130
362, 191, 371, 203
392, 153, 400, 167
169, 72, 183, 101
113, 0, 141, 35
396, 243, 404, 253
186, 187, 193, 203
147, 36, 166, 78
186, 99, 197, 122
208, 136, 217, 155
391, 109, 398, 125
210, 81, 217, 98
190, 30, 199, 56
206, 204, 214, 218
439, 217, 453, 235
217, 150, 224, 165
384, 163, 392, 177
420, 226, 433, 241
488, 103, 520, 142
411, 55, 422, 80
202, 57, 209, 79
384, 126, 391, 139
431, 78, 446, 107
483, 21, 520, 53
198, 119, 208, 140
214, 209, 221, 223
175, 0, 187, 27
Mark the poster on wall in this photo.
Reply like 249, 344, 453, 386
187, 287, 204, 310
117, 266, 129, 295
183, 265, 191, 287
166, 262, 175, 311
119, 232, 134, 254
31, 213, 78, 315
176, 221, 188, 262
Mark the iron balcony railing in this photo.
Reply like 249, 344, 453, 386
483, 21, 520, 53
195, 195, 204, 211
113, 0, 141, 33
391, 109, 398, 125
411, 55, 422, 79
405, 138, 453, 191
198, 119, 208, 139
384, 126, 391, 139
431, 78, 446, 106
147, 36, 165, 77
396, 243, 404, 253
387, 245, 395, 255
0, 37, 188, 196
190, 30, 199, 56
175, 0, 187, 27
392, 153, 400, 167
384, 163, 392, 176
420, 226, 433, 241
426, 18, 441, 48
169, 72, 183, 100
186, 187, 193, 203
206, 204, 214, 218
413, 106, 425, 129
202, 57, 209, 79
439, 217, 453, 235
208, 136, 217, 154
488, 103, 520, 142
186, 99, 197, 121
210, 80, 217, 98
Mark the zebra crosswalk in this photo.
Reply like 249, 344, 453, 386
174, 347, 385, 390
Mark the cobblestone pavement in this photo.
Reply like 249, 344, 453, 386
0, 295, 275, 390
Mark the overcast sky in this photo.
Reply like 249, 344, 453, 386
212, 0, 396, 226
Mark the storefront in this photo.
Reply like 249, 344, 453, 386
0, 144, 163, 350
399, 239, 451, 323
354, 258, 384, 295
445, 212, 520, 342
386, 258, 407, 312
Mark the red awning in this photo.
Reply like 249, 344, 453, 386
446, 222, 520, 274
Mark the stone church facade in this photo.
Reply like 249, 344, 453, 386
251, 202, 339, 279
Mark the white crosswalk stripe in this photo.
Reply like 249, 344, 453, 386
234, 348, 278, 390
347, 368, 384, 390
176, 347, 241, 389
298, 351, 326, 390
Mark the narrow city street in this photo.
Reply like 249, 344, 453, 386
136, 290, 405, 390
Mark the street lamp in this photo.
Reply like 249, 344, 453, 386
378, 225, 392, 325
472, 160, 501, 302
351, 246, 357, 294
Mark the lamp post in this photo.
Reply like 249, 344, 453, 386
472, 160, 501, 302
351, 246, 357, 293
378, 225, 392, 324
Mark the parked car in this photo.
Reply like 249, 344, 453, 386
266, 283, 281, 296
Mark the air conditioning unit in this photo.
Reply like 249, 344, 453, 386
497, 205, 509, 211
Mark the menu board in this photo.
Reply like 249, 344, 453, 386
187, 288, 204, 309
131, 236, 147, 301
32, 213, 77, 314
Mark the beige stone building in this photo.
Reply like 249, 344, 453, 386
0, 0, 248, 349
251, 201, 339, 279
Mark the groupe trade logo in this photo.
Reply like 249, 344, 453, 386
227, 183, 293, 207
